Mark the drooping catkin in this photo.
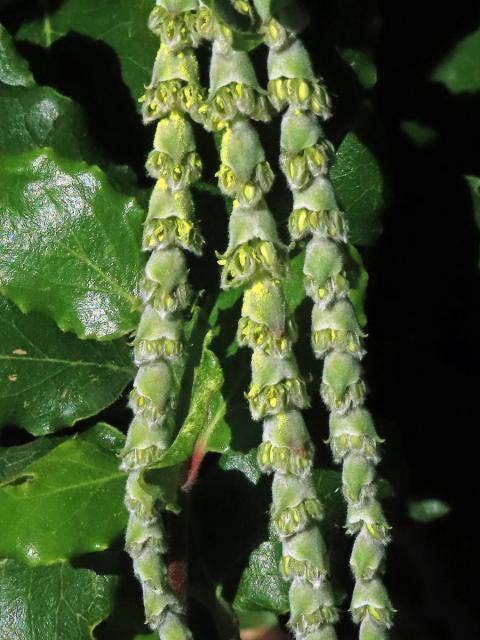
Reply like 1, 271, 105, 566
121, 2, 206, 637
254, 2, 395, 636
200, 8, 339, 636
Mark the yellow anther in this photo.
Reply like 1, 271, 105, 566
369, 606, 382, 622
318, 287, 326, 299
298, 208, 307, 231
298, 80, 310, 102
234, 83, 243, 98
309, 210, 318, 226
269, 395, 277, 408
146, 343, 153, 353
274, 78, 286, 100
311, 148, 323, 166
147, 236, 155, 248
243, 183, 255, 202
292, 508, 300, 524
268, 20, 279, 41
137, 396, 145, 407
217, 258, 226, 266
259, 243, 273, 266
367, 523, 377, 537
350, 435, 361, 449
330, 328, 336, 340
311, 96, 322, 114
238, 248, 248, 268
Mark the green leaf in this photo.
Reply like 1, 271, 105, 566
466, 175, 480, 232
0, 425, 127, 565
0, 23, 34, 87
339, 48, 377, 89
152, 331, 230, 469
79, 421, 127, 454
237, 610, 278, 630
219, 447, 262, 484
331, 128, 385, 246
0, 297, 134, 435
233, 540, 289, 614
432, 28, 480, 94
0, 437, 64, 485
282, 249, 306, 315
312, 468, 345, 531
407, 499, 450, 524
0, 148, 145, 340
0, 559, 115, 640
0, 84, 97, 158
400, 120, 439, 148
16, 0, 157, 103
346, 244, 369, 328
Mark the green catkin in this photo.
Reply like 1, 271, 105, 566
201, 11, 339, 637
254, 1, 395, 636
121, 2, 205, 637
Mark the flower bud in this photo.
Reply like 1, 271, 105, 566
125, 470, 162, 522
281, 107, 323, 155
241, 278, 289, 339
289, 579, 338, 632
329, 408, 381, 463
304, 238, 348, 308
281, 527, 329, 582
121, 415, 171, 471
251, 347, 301, 389
134, 306, 183, 364
227, 203, 282, 250
289, 207, 347, 242
321, 351, 366, 413
125, 511, 166, 556
311, 300, 364, 358
149, 44, 200, 89
210, 40, 261, 95
342, 453, 376, 504
153, 112, 196, 160
292, 177, 341, 227
272, 474, 322, 536
259, 410, 314, 476
268, 40, 315, 83
148, 4, 200, 52
358, 616, 389, 640
221, 119, 266, 177
143, 589, 185, 631
350, 529, 385, 582
350, 578, 394, 628
143, 248, 191, 312
129, 362, 173, 423
346, 499, 390, 542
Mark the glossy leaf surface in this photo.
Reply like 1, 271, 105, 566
0, 297, 134, 435
0, 148, 145, 340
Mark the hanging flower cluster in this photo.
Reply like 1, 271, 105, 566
124, 2, 393, 638
254, 1, 394, 637
121, 2, 205, 638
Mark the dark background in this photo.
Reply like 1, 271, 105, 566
1, 0, 479, 637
